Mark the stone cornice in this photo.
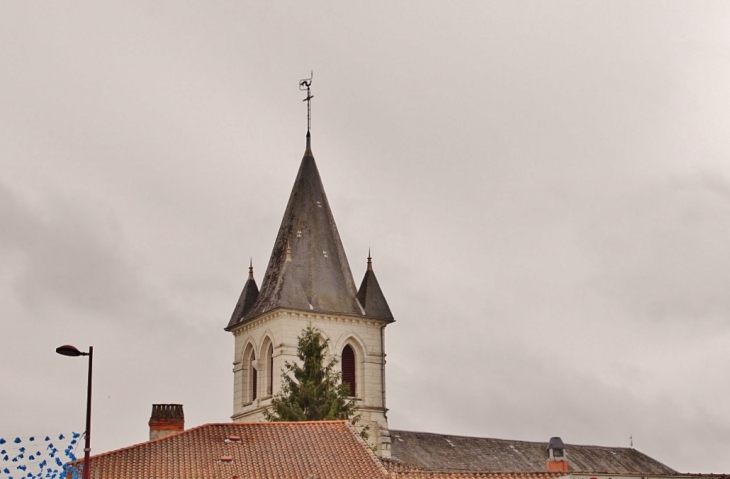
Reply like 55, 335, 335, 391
230, 307, 388, 336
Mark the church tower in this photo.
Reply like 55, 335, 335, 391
225, 131, 394, 456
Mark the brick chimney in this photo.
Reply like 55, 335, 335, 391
546, 436, 568, 472
149, 404, 184, 441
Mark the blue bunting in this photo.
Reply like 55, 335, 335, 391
0, 433, 79, 479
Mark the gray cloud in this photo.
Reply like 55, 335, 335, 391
584, 175, 730, 323
0, 182, 146, 317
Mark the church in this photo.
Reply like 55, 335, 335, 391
73, 100, 701, 477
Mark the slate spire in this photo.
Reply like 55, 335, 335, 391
234, 132, 364, 322
357, 251, 394, 321
226, 259, 259, 329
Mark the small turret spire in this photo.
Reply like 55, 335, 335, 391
367, 249, 373, 271
248, 258, 254, 280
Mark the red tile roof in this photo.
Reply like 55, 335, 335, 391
77, 421, 388, 479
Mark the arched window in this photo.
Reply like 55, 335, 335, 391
342, 344, 356, 397
251, 353, 258, 401
244, 347, 257, 403
266, 343, 274, 396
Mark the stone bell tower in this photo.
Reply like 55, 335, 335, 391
225, 131, 394, 456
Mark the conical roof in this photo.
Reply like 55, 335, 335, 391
226, 262, 259, 330
240, 134, 365, 321
357, 254, 394, 321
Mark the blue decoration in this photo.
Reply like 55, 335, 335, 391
0, 432, 79, 479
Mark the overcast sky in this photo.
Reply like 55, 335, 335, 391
2, 1, 730, 473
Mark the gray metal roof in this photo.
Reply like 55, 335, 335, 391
228, 134, 393, 328
389, 430, 678, 474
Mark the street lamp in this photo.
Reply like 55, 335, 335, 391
56, 345, 93, 479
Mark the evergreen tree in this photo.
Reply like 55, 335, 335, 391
264, 324, 366, 436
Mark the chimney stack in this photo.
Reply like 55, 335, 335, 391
149, 404, 184, 441
546, 436, 568, 472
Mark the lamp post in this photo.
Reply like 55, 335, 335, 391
56, 345, 93, 479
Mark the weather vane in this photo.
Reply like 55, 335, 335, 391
299, 71, 314, 132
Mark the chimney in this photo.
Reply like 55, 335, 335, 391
546, 436, 568, 472
149, 404, 184, 441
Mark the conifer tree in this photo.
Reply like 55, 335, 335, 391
264, 324, 366, 436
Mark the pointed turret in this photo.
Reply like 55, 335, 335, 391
357, 251, 394, 320
236, 133, 365, 322
226, 259, 259, 329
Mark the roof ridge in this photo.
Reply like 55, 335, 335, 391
391, 429, 658, 451
390, 429, 550, 444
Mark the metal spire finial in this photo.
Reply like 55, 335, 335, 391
248, 258, 254, 280
299, 71, 314, 133
367, 248, 373, 271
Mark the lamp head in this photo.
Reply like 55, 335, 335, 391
56, 345, 87, 357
